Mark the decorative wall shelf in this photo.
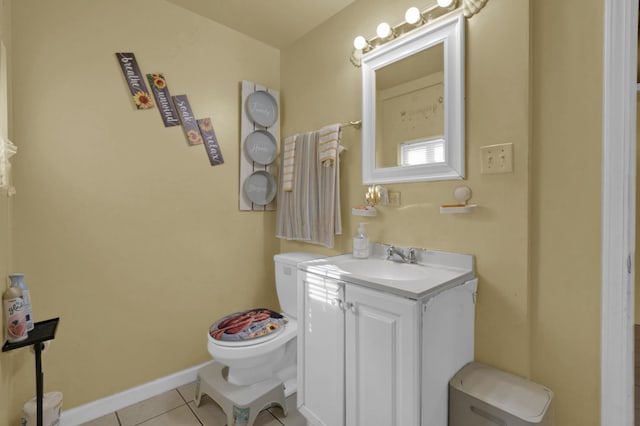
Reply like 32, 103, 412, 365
439, 204, 477, 214
239, 81, 279, 211
352, 206, 377, 216
440, 185, 477, 214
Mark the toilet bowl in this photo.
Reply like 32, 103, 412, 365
207, 315, 297, 386
207, 253, 324, 389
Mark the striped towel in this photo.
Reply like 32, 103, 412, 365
282, 135, 296, 191
276, 129, 342, 248
318, 124, 341, 165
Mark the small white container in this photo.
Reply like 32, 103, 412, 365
22, 392, 63, 426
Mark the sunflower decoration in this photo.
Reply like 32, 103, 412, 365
187, 129, 203, 145
133, 91, 153, 109
199, 118, 213, 132
146, 73, 167, 90
154, 77, 166, 89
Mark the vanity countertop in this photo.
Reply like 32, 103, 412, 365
298, 247, 475, 300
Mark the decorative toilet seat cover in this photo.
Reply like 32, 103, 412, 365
209, 308, 287, 342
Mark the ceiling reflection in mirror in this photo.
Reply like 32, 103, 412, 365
375, 43, 444, 168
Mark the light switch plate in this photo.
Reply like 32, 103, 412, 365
481, 143, 513, 174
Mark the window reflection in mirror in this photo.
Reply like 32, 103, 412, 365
375, 43, 444, 168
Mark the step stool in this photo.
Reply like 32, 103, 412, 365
195, 362, 287, 426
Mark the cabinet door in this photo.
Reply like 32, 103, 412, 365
345, 285, 419, 426
297, 273, 345, 425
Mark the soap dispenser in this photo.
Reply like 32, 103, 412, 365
353, 223, 369, 259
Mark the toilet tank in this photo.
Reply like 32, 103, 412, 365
274, 253, 325, 319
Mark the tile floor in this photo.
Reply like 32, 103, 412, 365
80, 382, 307, 426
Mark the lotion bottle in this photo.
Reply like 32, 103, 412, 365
353, 223, 369, 259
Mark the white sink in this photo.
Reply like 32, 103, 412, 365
336, 258, 430, 281
299, 245, 475, 298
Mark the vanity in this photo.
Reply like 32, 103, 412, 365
296, 244, 477, 426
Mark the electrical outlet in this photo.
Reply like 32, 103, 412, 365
481, 143, 513, 174
388, 191, 401, 206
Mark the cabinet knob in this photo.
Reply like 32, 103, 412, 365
343, 302, 357, 314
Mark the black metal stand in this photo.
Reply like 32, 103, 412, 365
2, 318, 59, 426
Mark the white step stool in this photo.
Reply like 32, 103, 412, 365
195, 362, 287, 426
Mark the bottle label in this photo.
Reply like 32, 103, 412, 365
4, 297, 28, 341
353, 238, 369, 258
10, 275, 34, 331
21, 289, 33, 331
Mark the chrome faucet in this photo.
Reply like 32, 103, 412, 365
386, 246, 417, 264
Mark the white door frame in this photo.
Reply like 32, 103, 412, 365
601, 0, 637, 424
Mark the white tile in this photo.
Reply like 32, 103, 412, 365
137, 405, 200, 426
117, 390, 185, 426
274, 409, 307, 426
80, 413, 120, 426
254, 410, 284, 426
269, 395, 307, 426
188, 398, 227, 425
189, 397, 283, 426
177, 382, 197, 403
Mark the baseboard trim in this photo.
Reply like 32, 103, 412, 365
60, 361, 214, 426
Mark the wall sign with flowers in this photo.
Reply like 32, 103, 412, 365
115, 52, 224, 167
147, 73, 179, 128
116, 53, 154, 110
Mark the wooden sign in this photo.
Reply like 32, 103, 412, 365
173, 94, 202, 145
146, 73, 180, 127
115, 53, 154, 109
197, 118, 224, 166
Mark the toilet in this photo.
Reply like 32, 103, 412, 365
206, 252, 324, 391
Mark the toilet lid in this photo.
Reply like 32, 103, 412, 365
209, 308, 287, 343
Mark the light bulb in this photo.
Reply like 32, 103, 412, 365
376, 22, 392, 39
405, 7, 422, 25
353, 35, 368, 50
437, 0, 454, 7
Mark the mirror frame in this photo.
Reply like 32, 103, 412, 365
361, 12, 465, 184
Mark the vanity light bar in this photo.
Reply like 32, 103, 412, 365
350, 0, 458, 67
405, 7, 424, 25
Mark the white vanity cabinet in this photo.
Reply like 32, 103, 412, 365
344, 283, 419, 426
296, 274, 346, 426
296, 249, 477, 426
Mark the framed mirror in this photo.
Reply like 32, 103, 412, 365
361, 12, 465, 184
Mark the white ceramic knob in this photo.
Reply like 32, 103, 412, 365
453, 186, 471, 204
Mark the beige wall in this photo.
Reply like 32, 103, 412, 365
0, 0, 12, 424
530, 1, 602, 424
281, 0, 531, 374
281, 0, 602, 424
4, 0, 281, 420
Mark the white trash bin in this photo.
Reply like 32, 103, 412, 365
449, 363, 553, 426
21, 392, 63, 426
